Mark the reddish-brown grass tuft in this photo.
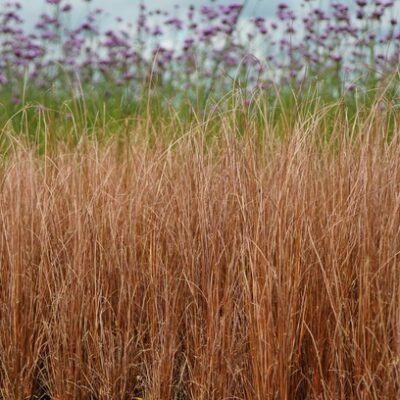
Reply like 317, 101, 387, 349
0, 111, 399, 399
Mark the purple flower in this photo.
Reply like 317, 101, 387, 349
183, 37, 194, 51
79, 21, 98, 34
220, 5, 232, 15
152, 26, 162, 36
61, 4, 72, 12
104, 32, 128, 48
200, 5, 219, 20
99, 58, 112, 66
313, 8, 327, 21
286, 26, 296, 34
123, 72, 134, 81
372, 10, 384, 20
345, 83, 355, 92
2, 25, 24, 36
165, 17, 183, 30
11, 94, 20, 105
254, 17, 265, 25
41, 31, 58, 41
37, 13, 60, 27
0, 73, 7, 85
3, 11, 23, 23
224, 53, 238, 67
331, 54, 342, 62
200, 26, 219, 39
277, 5, 296, 21
227, 4, 243, 13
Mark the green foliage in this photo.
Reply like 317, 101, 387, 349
0, 75, 399, 153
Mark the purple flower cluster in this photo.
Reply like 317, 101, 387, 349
0, 0, 399, 103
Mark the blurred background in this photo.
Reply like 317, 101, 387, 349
21, 0, 295, 29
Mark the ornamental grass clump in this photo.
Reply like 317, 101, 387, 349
0, 100, 399, 399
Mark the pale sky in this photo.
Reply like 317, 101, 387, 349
16, 0, 400, 31
20, 0, 286, 29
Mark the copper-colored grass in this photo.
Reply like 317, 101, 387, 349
0, 111, 399, 399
